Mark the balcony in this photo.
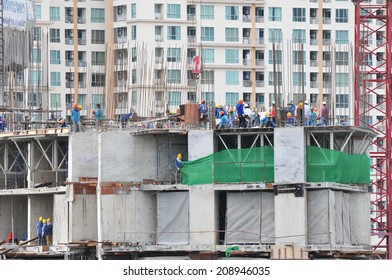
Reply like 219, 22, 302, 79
323, 0, 331, 3
155, 13, 163, 20
155, 35, 163, 42
310, 39, 317, 45
187, 36, 196, 43
187, 14, 196, 21
243, 80, 252, 87
78, 38, 86, 45
65, 60, 74, 67
115, 37, 127, 44
243, 59, 251, 66
116, 81, 127, 87
323, 82, 331, 88
256, 59, 264, 66
255, 16, 264, 23
310, 17, 317, 24
323, 39, 331, 46
187, 57, 193, 64
323, 60, 331, 67
65, 16, 73, 23
243, 15, 251, 22
155, 57, 163, 64
243, 37, 251, 44
377, 40, 384, 46
257, 37, 264, 44
310, 81, 318, 88
188, 79, 197, 87
77, 17, 86, 24
310, 60, 318, 67
78, 60, 87, 67
116, 59, 128, 66
65, 38, 74, 45
256, 80, 264, 87
323, 18, 331, 24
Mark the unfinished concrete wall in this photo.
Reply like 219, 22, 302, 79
100, 191, 156, 243
350, 192, 371, 245
274, 127, 305, 183
69, 131, 99, 181
69, 194, 97, 242
275, 192, 307, 245
53, 194, 68, 245
28, 194, 53, 242
189, 186, 217, 245
0, 196, 27, 241
188, 130, 214, 161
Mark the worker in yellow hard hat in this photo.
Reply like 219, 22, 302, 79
36, 216, 44, 245
41, 219, 48, 245
175, 153, 183, 184
46, 218, 53, 246
72, 102, 81, 132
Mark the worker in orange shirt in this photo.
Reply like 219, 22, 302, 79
270, 102, 276, 124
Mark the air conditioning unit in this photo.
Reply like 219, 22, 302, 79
118, 6, 123, 15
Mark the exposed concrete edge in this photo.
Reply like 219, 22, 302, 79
0, 186, 67, 196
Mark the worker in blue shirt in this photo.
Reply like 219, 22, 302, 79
71, 103, 81, 132
236, 100, 246, 128
0, 116, 6, 131
36, 216, 43, 245
218, 111, 229, 128
93, 104, 103, 127
121, 112, 133, 128
198, 99, 208, 127
175, 153, 183, 184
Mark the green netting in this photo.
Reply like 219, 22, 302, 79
306, 146, 370, 184
181, 147, 274, 185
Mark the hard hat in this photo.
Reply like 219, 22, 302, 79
177, 153, 182, 159
322, 101, 326, 105
238, 100, 243, 104
73, 103, 78, 108
244, 103, 249, 108
47, 218, 51, 223
272, 102, 275, 105
305, 100, 308, 104
219, 111, 224, 116
265, 112, 269, 117
42, 219, 47, 224
287, 112, 292, 117
39, 216, 43, 221
201, 99, 206, 104
215, 104, 220, 108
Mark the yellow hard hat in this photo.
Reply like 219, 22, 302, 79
215, 104, 220, 108
78, 105, 82, 110
39, 216, 43, 221
42, 219, 47, 224
177, 153, 182, 159
47, 218, 51, 223
265, 112, 269, 117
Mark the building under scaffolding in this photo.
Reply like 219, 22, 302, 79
0, 122, 381, 260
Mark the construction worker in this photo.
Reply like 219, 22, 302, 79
36, 216, 43, 245
218, 111, 229, 129
198, 99, 208, 128
304, 101, 311, 126
71, 103, 81, 132
269, 102, 276, 125
46, 218, 53, 246
93, 104, 103, 127
320, 101, 329, 126
41, 219, 47, 245
175, 153, 183, 183
121, 112, 133, 129
296, 101, 304, 126
236, 100, 246, 128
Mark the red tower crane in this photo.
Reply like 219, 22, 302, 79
352, 0, 392, 259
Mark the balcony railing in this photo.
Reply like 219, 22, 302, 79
310, 38, 318, 45
187, 36, 196, 43
323, 39, 331, 46
310, 81, 318, 88
256, 81, 264, 87
310, 18, 317, 24
155, 35, 163, 42
243, 37, 251, 44
155, 57, 163, 64
187, 14, 196, 21
155, 13, 163, 20
243, 15, 251, 22
310, 60, 318, 67
78, 38, 86, 45
323, 18, 331, 24
257, 37, 264, 44
256, 59, 264, 66
243, 59, 251, 66
243, 80, 252, 87
77, 17, 86, 24
65, 16, 73, 23
255, 16, 264, 23
322, 60, 331, 67
65, 38, 74, 45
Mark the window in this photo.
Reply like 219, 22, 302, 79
50, 50, 61, 64
169, 91, 181, 106
201, 27, 214, 41
268, 7, 282, 21
336, 94, 349, 108
91, 30, 105, 44
167, 4, 180, 19
293, 8, 305, 22
92, 73, 106, 87
50, 29, 60, 43
91, 8, 105, 22
131, 47, 137, 62
201, 5, 214, 19
92, 51, 105, 65
201, 92, 214, 103
167, 26, 181, 40
336, 9, 348, 23
336, 52, 349, 65
132, 69, 137, 84
50, 93, 61, 109
226, 92, 239, 106
131, 3, 136, 18
167, 48, 181, 62
225, 49, 239, 63
34, 27, 42, 41
336, 73, 349, 87
225, 6, 239, 20
268, 50, 282, 64
201, 70, 214, 84
336, 30, 349, 44
225, 28, 239, 42
268, 29, 282, 43
293, 51, 306, 64
50, 72, 61, 86
360, 30, 372, 45
268, 72, 282, 86
131, 26, 136, 40
32, 49, 42, 63
225, 71, 239, 85
35, 5, 41, 20
28, 92, 42, 107
202, 49, 214, 63
293, 72, 306, 86
167, 70, 181, 84
292, 29, 306, 43
49, 7, 60, 21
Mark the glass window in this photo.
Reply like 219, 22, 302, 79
50, 93, 61, 109
169, 91, 181, 106
49, 7, 60, 21
131, 47, 137, 62
167, 70, 181, 84
91, 8, 105, 22
225, 6, 239, 20
336, 30, 349, 44
167, 26, 181, 40
167, 4, 181, 19
226, 71, 239, 85
92, 51, 105, 65
28, 92, 42, 107
292, 29, 306, 43
293, 8, 305, 22
34, 27, 42, 42
201, 92, 214, 103
225, 49, 239, 63
336, 94, 349, 108
201, 70, 214, 84
132, 69, 137, 84
202, 49, 214, 63
226, 92, 239, 106
268, 7, 282, 21
91, 30, 105, 44
336, 9, 348, 23
201, 27, 214, 41
35, 5, 41, 20
225, 28, 239, 42
32, 49, 42, 63
92, 73, 106, 87
50, 50, 61, 64
268, 72, 282, 86
268, 29, 282, 43
336, 52, 349, 65
201, 5, 214, 19
50, 29, 60, 43
131, 26, 136, 40
167, 48, 181, 62
293, 72, 306, 86
293, 51, 306, 64
131, 3, 136, 18
268, 50, 282, 64
50, 72, 61, 86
